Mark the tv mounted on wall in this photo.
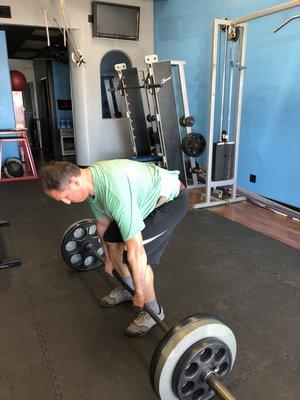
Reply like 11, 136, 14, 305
92, 1, 140, 41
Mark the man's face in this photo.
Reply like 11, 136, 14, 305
46, 177, 90, 205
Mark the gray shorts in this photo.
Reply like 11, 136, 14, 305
103, 189, 188, 265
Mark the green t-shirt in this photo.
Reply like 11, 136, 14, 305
87, 159, 180, 241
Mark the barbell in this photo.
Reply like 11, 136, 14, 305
61, 219, 237, 400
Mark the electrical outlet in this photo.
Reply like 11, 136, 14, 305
249, 174, 256, 183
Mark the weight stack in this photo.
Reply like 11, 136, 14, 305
212, 142, 235, 181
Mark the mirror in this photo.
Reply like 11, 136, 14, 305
100, 50, 132, 119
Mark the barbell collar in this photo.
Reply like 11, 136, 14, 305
204, 371, 236, 400
86, 243, 170, 333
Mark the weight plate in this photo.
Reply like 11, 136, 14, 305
180, 116, 195, 128
61, 219, 104, 272
181, 134, 206, 157
172, 337, 232, 400
150, 314, 236, 400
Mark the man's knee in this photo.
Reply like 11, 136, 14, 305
106, 242, 124, 256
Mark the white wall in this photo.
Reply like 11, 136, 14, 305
8, 59, 35, 82
1, 0, 154, 164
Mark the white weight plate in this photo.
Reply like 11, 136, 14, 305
154, 317, 236, 400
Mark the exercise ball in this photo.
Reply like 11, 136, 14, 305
10, 70, 27, 91
3, 157, 25, 178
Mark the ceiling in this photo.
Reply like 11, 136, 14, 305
0, 24, 67, 61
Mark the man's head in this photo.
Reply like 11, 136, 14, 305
39, 161, 92, 204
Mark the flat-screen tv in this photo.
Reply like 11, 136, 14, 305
92, 1, 140, 41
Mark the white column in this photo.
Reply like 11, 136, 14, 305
68, 29, 90, 165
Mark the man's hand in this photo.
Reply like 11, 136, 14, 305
133, 292, 145, 309
104, 259, 113, 276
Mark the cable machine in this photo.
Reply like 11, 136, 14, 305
194, 0, 300, 208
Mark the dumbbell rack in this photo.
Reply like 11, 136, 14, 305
0, 129, 37, 183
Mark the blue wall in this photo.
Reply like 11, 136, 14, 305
52, 61, 73, 129
0, 30, 18, 164
154, 0, 300, 207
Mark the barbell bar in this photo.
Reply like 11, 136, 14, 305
61, 219, 237, 400
87, 243, 170, 333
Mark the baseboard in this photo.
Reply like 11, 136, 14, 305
237, 187, 300, 221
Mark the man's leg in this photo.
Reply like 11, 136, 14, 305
124, 263, 164, 337
124, 190, 188, 336
100, 242, 133, 307
101, 241, 164, 336
106, 242, 130, 279
144, 265, 160, 313
105, 242, 159, 312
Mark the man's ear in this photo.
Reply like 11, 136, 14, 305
68, 175, 79, 186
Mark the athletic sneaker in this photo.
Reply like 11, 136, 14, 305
100, 286, 132, 307
125, 307, 165, 337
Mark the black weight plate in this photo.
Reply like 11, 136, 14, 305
172, 337, 232, 400
181, 133, 206, 157
179, 116, 195, 128
61, 219, 104, 272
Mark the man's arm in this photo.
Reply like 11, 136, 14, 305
125, 232, 148, 307
96, 216, 113, 274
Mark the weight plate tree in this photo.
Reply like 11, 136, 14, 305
61, 219, 237, 400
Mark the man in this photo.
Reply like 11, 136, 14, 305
39, 159, 188, 337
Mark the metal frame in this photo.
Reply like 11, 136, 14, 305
194, 1, 300, 208
145, 55, 201, 187
0, 130, 37, 182
144, 55, 168, 167
171, 60, 199, 187
114, 62, 138, 156
194, 19, 247, 209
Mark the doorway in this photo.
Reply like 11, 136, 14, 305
100, 50, 132, 119
1, 24, 74, 166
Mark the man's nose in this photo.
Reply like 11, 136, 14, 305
62, 198, 71, 205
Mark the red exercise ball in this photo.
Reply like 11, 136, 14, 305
10, 70, 27, 91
